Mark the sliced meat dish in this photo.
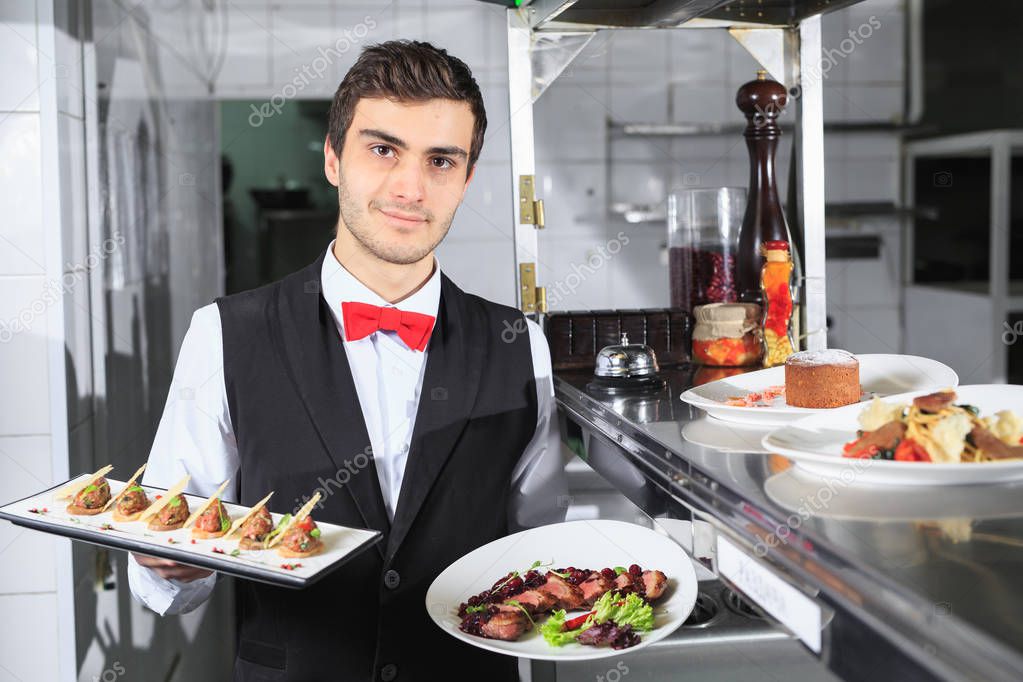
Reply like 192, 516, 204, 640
538, 573, 586, 611
970, 425, 1023, 460
913, 391, 955, 413
641, 570, 668, 601
476, 605, 531, 641
578, 572, 613, 606
613, 572, 637, 593
507, 589, 556, 615
847, 421, 907, 457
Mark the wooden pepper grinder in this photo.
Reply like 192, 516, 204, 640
735, 70, 795, 306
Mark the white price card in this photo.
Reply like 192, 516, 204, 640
716, 534, 822, 653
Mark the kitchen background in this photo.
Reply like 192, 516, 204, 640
0, 0, 1021, 680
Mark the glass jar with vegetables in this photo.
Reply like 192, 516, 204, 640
760, 240, 795, 367
691, 303, 763, 367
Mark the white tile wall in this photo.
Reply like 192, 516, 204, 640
0, 113, 46, 275
0, 2, 40, 112
607, 227, 669, 310
270, 4, 347, 98
0, 435, 57, 596
453, 162, 513, 239
434, 236, 514, 306
216, 2, 274, 92
611, 80, 670, 124
669, 29, 728, 84
0, 593, 61, 681
534, 82, 609, 164
0, 276, 53, 435
536, 233, 613, 311
424, 2, 508, 80
535, 163, 606, 240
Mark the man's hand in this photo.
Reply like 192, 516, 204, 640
133, 553, 214, 582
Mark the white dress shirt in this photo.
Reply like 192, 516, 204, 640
128, 242, 563, 616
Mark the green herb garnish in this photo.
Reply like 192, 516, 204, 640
230, 548, 241, 557
309, 528, 321, 538
262, 513, 292, 548
613, 566, 627, 575
465, 604, 488, 614
504, 600, 534, 626
168, 496, 182, 508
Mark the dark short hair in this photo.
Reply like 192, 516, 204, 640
327, 40, 487, 172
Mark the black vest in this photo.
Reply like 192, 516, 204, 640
217, 254, 537, 681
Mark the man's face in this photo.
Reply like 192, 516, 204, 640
324, 97, 476, 265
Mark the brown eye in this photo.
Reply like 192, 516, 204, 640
431, 157, 454, 169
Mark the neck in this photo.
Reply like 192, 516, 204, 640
332, 229, 435, 305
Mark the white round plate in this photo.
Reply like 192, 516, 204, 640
681, 416, 773, 453
761, 384, 1023, 486
764, 468, 1023, 520
680, 354, 958, 426
425, 520, 697, 661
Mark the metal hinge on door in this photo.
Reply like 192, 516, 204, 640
519, 263, 547, 314
518, 175, 547, 314
519, 175, 545, 228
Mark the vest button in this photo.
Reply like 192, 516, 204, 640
383, 569, 400, 590
380, 663, 398, 681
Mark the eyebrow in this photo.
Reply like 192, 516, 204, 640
359, 128, 468, 161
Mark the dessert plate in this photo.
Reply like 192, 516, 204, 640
680, 354, 958, 426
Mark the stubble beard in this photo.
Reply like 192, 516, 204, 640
337, 173, 455, 266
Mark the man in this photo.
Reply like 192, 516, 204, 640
129, 40, 566, 681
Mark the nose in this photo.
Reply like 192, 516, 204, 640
387, 156, 425, 204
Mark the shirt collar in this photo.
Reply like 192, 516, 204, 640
320, 239, 442, 336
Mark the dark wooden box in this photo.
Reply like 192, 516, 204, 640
543, 309, 693, 371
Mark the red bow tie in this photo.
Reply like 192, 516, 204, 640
340, 301, 436, 352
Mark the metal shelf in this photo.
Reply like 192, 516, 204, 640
526, 0, 865, 30
502, 1, 845, 351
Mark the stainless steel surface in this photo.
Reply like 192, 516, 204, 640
594, 334, 660, 378
555, 365, 1023, 681
525, 0, 866, 30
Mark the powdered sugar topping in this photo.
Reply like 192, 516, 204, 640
785, 349, 858, 366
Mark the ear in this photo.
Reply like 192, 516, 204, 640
460, 164, 476, 200
324, 136, 340, 187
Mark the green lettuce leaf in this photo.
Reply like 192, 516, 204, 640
540, 610, 588, 647
591, 592, 654, 632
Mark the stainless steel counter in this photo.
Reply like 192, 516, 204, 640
555, 366, 1023, 681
